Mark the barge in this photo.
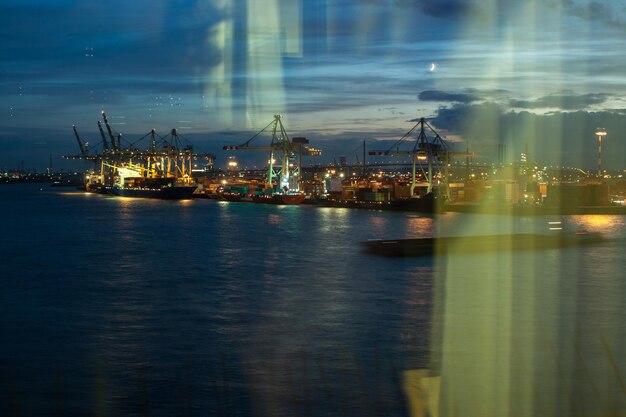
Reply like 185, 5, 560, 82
364, 231, 605, 257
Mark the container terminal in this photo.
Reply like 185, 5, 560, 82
14, 112, 623, 213
64, 112, 215, 199
196, 116, 626, 215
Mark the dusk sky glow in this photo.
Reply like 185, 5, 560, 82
1, 0, 625, 170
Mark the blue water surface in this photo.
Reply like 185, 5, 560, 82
0, 184, 435, 416
1, 184, 625, 416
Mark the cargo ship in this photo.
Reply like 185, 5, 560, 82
66, 112, 213, 199
220, 190, 306, 205
109, 170, 197, 199
214, 180, 306, 205
316, 192, 437, 213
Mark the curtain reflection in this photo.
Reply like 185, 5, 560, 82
422, 1, 626, 415
205, 0, 306, 128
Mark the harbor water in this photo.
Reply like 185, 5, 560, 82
1, 184, 625, 416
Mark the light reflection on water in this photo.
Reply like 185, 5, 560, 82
0, 185, 625, 416
569, 214, 626, 237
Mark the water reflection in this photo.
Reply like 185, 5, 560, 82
406, 215, 436, 238
4, 186, 625, 416
401, 265, 434, 369
569, 214, 626, 238
368, 214, 390, 234
316, 207, 350, 234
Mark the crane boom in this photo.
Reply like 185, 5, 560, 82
101, 111, 117, 151
72, 125, 88, 157
97, 121, 110, 151
223, 146, 278, 152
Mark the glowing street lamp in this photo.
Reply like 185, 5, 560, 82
595, 128, 607, 177
227, 156, 238, 170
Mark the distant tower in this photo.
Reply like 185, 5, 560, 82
595, 128, 607, 177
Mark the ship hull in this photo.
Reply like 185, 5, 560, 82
220, 192, 306, 205
364, 232, 605, 257
257, 194, 306, 205
317, 193, 439, 213
111, 185, 197, 199
85, 183, 109, 194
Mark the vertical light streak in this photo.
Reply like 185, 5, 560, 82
245, 0, 287, 126
278, 0, 302, 56
204, 1, 234, 126
428, 2, 616, 417
205, 0, 296, 129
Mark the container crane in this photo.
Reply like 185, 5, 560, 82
223, 114, 320, 193
369, 117, 448, 196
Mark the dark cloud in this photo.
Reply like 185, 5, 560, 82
419, 0, 476, 19
428, 101, 626, 170
0, 2, 224, 77
562, 0, 626, 30
1, 0, 625, 172
0, 5, 71, 47
419, 90, 613, 112
0, 1, 226, 136
418, 90, 482, 104
510, 93, 610, 110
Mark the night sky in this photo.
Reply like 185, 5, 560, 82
1, 0, 625, 171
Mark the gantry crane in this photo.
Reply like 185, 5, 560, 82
66, 113, 215, 192
369, 117, 449, 196
223, 114, 320, 193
